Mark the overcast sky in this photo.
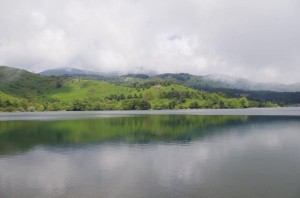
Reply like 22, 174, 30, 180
0, 0, 299, 83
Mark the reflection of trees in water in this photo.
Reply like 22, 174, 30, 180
1, 115, 298, 155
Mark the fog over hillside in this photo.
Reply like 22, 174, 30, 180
39, 67, 300, 92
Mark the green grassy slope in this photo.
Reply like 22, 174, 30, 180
0, 91, 21, 101
49, 79, 133, 101
0, 66, 62, 99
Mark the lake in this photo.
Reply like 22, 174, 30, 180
1, 108, 300, 198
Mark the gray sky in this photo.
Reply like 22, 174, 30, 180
0, 0, 299, 83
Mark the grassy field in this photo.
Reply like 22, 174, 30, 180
0, 91, 21, 102
49, 79, 134, 101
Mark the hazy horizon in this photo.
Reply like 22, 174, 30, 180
0, 0, 299, 83
1, 65, 296, 86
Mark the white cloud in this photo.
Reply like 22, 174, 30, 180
0, 0, 299, 83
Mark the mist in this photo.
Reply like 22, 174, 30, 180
0, 0, 299, 83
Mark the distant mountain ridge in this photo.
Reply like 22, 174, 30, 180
40, 67, 100, 76
40, 67, 120, 77
40, 68, 300, 92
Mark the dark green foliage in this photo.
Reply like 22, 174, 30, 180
121, 74, 149, 79
203, 88, 300, 105
0, 66, 63, 99
55, 81, 63, 88
160, 90, 194, 100
168, 100, 177, 109
72, 99, 91, 111
106, 94, 132, 101
121, 99, 151, 110
139, 100, 151, 110
189, 101, 200, 109
131, 79, 176, 90
157, 73, 191, 82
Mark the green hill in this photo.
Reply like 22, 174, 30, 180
0, 66, 62, 99
0, 66, 278, 112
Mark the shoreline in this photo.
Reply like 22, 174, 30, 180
0, 107, 300, 121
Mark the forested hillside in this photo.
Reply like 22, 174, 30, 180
0, 66, 279, 112
0, 66, 62, 99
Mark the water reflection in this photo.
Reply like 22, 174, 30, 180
0, 115, 248, 155
0, 115, 300, 198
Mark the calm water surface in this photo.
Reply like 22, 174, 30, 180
0, 108, 300, 198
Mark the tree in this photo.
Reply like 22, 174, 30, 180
239, 97, 249, 108
55, 81, 62, 88
168, 100, 177, 109
139, 100, 151, 110
189, 101, 200, 109
143, 91, 154, 100
72, 99, 90, 111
